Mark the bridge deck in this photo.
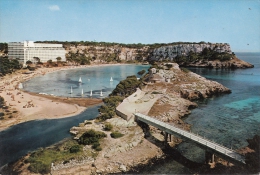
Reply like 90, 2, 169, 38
135, 113, 245, 164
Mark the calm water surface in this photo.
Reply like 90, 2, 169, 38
23, 64, 149, 98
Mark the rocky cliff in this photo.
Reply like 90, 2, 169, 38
62, 41, 253, 68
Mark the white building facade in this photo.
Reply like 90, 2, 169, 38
8, 41, 66, 64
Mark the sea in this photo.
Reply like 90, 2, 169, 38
0, 53, 259, 173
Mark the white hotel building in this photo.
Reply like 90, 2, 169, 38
8, 41, 66, 64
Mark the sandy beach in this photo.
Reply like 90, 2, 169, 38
0, 64, 123, 131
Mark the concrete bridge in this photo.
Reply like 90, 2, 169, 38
135, 113, 245, 165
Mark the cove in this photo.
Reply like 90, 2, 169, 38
0, 64, 150, 167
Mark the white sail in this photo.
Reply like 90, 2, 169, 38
81, 89, 83, 95
79, 77, 82, 83
100, 90, 103, 97
18, 83, 23, 89
71, 86, 73, 94
110, 77, 113, 82
90, 90, 92, 97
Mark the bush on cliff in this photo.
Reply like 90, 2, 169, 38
78, 129, 106, 145
104, 123, 113, 131
69, 145, 80, 153
111, 75, 140, 97
110, 131, 124, 138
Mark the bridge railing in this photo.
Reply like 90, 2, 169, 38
135, 113, 245, 164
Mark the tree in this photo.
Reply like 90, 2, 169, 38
33, 57, 40, 63
56, 57, 62, 62
47, 59, 53, 66
26, 60, 32, 65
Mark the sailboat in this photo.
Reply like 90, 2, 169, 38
100, 90, 103, 97
81, 89, 84, 96
110, 77, 113, 82
90, 90, 92, 97
70, 86, 73, 94
79, 77, 82, 83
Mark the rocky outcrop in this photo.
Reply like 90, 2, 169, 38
65, 42, 253, 68
150, 43, 232, 60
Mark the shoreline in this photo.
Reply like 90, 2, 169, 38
0, 63, 126, 131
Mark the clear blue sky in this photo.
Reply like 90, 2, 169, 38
0, 0, 259, 52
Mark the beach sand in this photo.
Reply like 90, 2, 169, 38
0, 64, 122, 131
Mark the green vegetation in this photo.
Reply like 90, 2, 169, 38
66, 52, 91, 65
35, 40, 217, 50
26, 140, 83, 174
104, 123, 113, 131
0, 43, 8, 54
110, 131, 124, 138
91, 142, 102, 151
97, 96, 124, 121
0, 57, 21, 76
97, 75, 144, 121
137, 69, 146, 75
180, 67, 190, 73
78, 129, 106, 151
151, 91, 162, 94
111, 75, 141, 96
69, 145, 80, 153
0, 96, 5, 108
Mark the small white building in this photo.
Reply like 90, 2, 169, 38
8, 41, 66, 65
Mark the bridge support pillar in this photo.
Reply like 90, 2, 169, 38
205, 151, 215, 164
164, 132, 169, 145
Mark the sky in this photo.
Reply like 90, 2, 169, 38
0, 0, 259, 52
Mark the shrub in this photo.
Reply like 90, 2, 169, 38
104, 123, 113, 131
111, 131, 124, 138
78, 129, 106, 145
69, 145, 80, 153
85, 121, 92, 125
180, 67, 190, 73
95, 146, 102, 151
0, 112, 4, 117
137, 69, 146, 75
28, 161, 50, 174
151, 91, 162, 94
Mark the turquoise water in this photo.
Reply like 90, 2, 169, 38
140, 52, 260, 174
178, 53, 260, 168
23, 65, 149, 98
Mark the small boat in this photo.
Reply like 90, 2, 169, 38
90, 90, 92, 97
70, 86, 73, 94
81, 89, 84, 95
79, 77, 82, 83
18, 83, 23, 89
100, 90, 103, 97
110, 77, 113, 82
